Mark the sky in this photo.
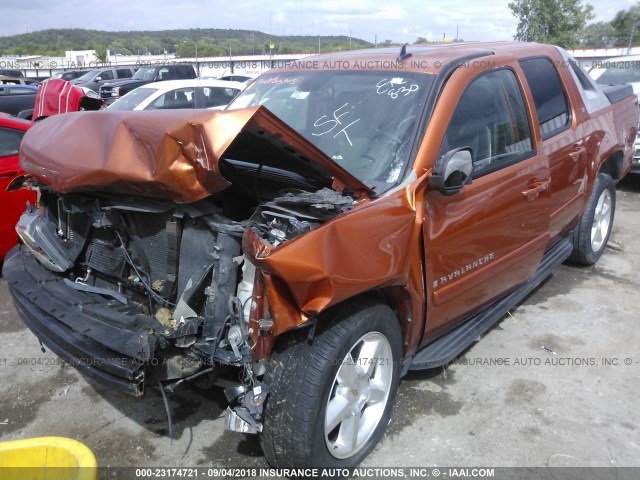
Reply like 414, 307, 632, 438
0, 0, 637, 44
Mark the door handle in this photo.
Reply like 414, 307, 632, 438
521, 178, 550, 201
569, 145, 585, 161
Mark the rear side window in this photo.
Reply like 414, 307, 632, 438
177, 65, 195, 78
203, 86, 240, 107
99, 70, 114, 81
0, 127, 25, 157
157, 68, 173, 80
519, 58, 570, 138
440, 69, 533, 176
147, 87, 195, 109
117, 69, 133, 79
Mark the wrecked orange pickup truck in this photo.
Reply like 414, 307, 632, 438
3, 42, 638, 467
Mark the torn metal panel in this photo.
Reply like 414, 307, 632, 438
244, 190, 421, 327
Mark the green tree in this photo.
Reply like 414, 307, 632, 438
610, 5, 640, 47
95, 45, 109, 62
582, 21, 616, 47
109, 39, 132, 55
508, 0, 594, 48
175, 41, 197, 57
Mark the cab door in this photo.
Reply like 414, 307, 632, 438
519, 56, 586, 239
421, 67, 550, 342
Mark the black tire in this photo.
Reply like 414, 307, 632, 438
569, 173, 616, 265
260, 298, 402, 468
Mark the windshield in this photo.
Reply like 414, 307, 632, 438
75, 71, 96, 82
132, 68, 159, 81
106, 88, 157, 111
595, 63, 640, 85
227, 70, 434, 188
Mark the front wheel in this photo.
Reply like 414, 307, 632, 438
260, 299, 402, 468
569, 173, 616, 265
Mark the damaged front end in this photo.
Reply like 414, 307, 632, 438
3, 107, 364, 433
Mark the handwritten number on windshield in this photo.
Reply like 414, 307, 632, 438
312, 103, 360, 146
376, 78, 419, 99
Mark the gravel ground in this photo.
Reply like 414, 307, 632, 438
1, 175, 639, 476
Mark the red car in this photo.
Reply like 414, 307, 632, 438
0, 113, 34, 260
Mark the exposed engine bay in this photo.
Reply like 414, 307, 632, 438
13, 182, 354, 430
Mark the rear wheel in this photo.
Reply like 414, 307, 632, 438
569, 173, 616, 265
260, 299, 402, 467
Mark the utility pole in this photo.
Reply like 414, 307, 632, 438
318, 35, 321, 54
628, 18, 637, 53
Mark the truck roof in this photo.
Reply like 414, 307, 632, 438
279, 41, 562, 74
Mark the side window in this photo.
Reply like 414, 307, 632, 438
117, 69, 133, 79
177, 66, 194, 78
9, 88, 33, 95
519, 58, 570, 138
157, 68, 172, 81
99, 70, 114, 81
440, 69, 533, 176
0, 127, 25, 158
203, 87, 240, 107
147, 87, 195, 110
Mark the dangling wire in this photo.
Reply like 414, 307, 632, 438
153, 374, 174, 444
114, 230, 176, 308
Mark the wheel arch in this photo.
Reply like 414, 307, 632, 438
264, 287, 415, 359
598, 150, 625, 180
315, 287, 414, 355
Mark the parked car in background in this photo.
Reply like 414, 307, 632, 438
51, 70, 91, 81
0, 69, 24, 78
71, 67, 136, 93
0, 76, 39, 86
99, 64, 197, 104
0, 84, 38, 116
220, 74, 254, 83
29, 79, 104, 120
589, 55, 640, 95
0, 113, 34, 260
589, 55, 640, 173
634, 132, 640, 174
200, 74, 255, 84
106, 79, 244, 111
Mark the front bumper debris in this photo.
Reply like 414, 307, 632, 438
2, 247, 158, 396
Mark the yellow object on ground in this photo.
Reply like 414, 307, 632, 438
0, 436, 97, 480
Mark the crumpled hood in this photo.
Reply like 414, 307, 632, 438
20, 106, 373, 203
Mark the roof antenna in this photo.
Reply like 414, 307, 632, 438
398, 43, 412, 61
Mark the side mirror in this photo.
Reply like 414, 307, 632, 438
430, 147, 473, 196
95, 76, 102, 81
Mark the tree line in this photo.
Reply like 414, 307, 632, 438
0, 28, 371, 57
3, 3, 639, 58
